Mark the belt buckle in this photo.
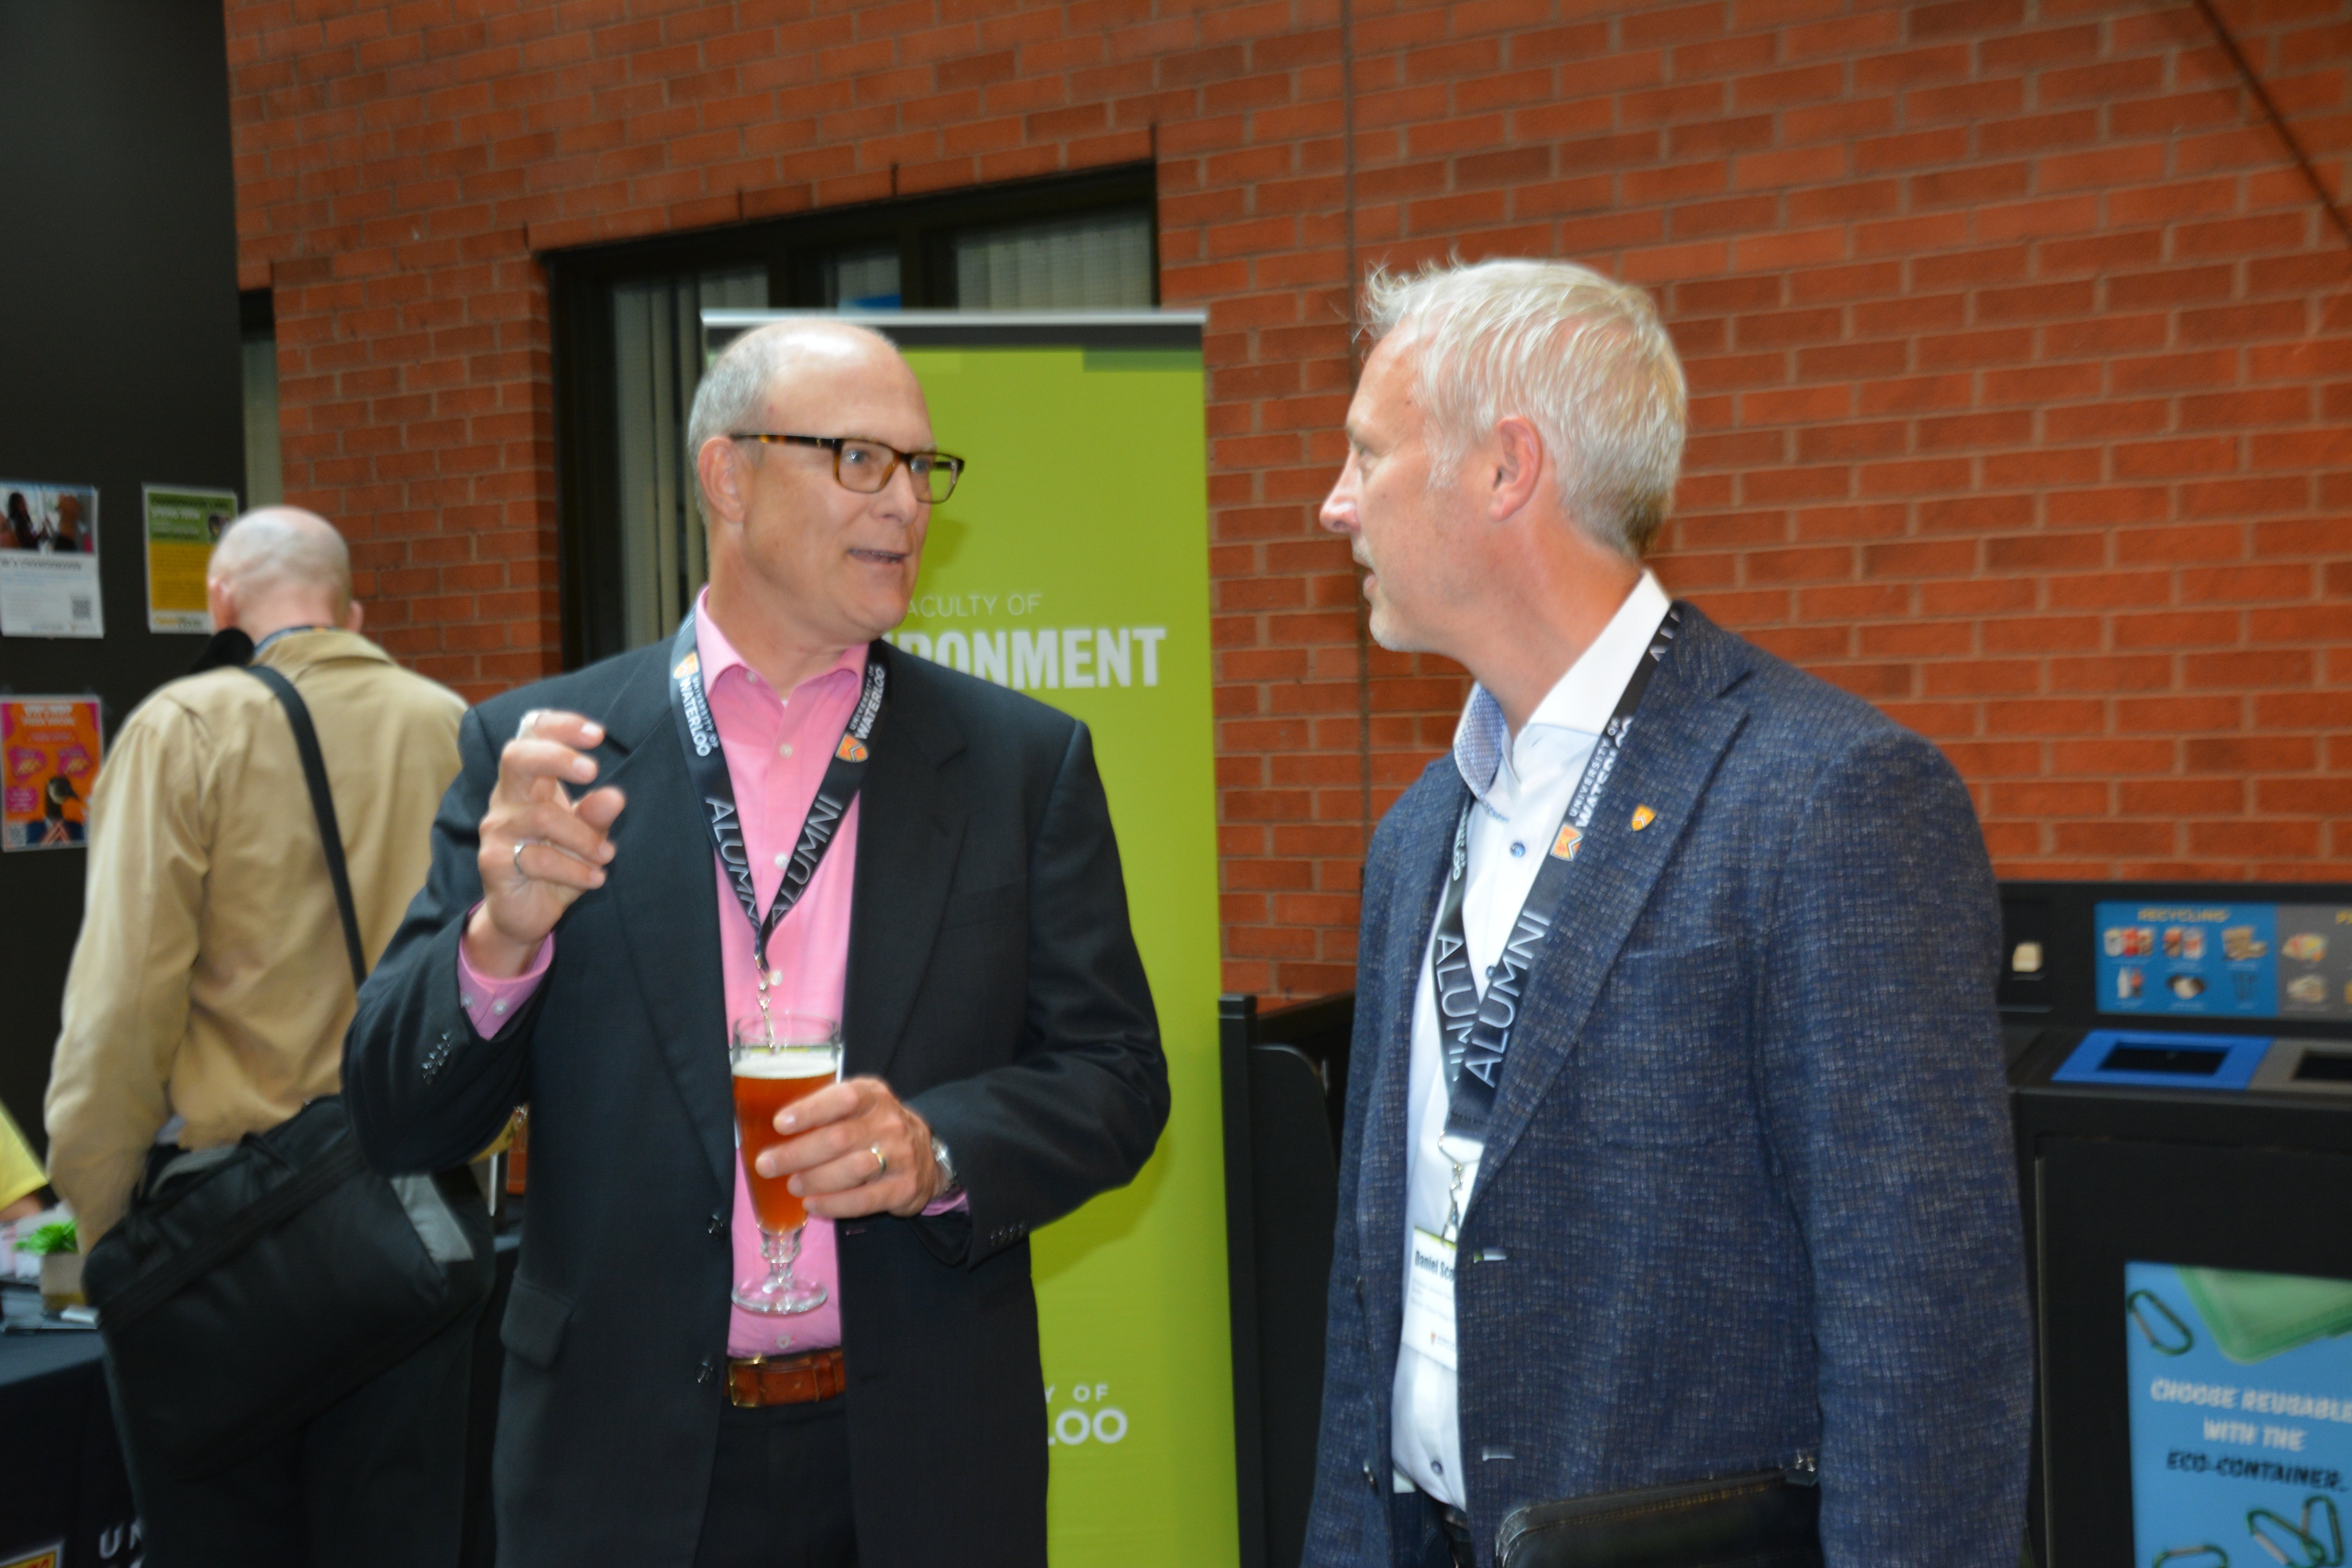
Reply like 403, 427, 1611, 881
726, 1353, 771, 1409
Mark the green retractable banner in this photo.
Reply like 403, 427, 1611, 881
708, 312, 1236, 1567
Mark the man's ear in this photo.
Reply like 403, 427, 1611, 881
344, 599, 365, 634
694, 436, 749, 529
1488, 416, 1546, 523
207, 576, 236, 634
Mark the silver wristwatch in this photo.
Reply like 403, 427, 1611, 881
929, 1134, 960, 1194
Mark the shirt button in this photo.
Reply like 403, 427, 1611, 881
777, 742, 793, 757
773, 853, 789, 868
1509, 841, 1526, 858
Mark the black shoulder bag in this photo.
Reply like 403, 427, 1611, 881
82, 664, 493, 1482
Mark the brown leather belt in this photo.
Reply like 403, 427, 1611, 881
726, 1347, 846, 1408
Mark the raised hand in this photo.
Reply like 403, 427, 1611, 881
464, 709, 627, 978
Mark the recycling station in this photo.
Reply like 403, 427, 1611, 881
2004, 880, 2352, 1568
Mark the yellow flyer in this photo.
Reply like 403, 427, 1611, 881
2, 697, 102, 851
143, 484, 237, 633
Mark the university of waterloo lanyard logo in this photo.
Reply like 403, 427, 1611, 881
672, 649, 718, 757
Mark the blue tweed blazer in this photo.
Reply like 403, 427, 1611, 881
1304, 606, 2032, 1568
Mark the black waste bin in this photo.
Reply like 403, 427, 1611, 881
2005, 880, 2352, 1568
1221, 991, 1352, 1568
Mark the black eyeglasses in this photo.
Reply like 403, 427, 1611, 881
729, 433, 965, 504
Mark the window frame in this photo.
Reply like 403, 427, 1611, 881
239, 288, 282, 510
545, 163, 1158, 669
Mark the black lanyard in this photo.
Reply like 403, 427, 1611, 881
1432, 605, 1682, 1146
666, 615, 886, 982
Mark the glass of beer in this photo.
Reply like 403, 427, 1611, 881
730, 1014, 842, 1315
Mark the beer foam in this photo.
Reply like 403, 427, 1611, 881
731, 1047, 838, 1080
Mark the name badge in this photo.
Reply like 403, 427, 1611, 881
1401, 1227, 1458, 1372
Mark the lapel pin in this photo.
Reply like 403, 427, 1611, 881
1630, 804, 1657, 831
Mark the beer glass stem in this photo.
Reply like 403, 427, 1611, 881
764, 1223, 802, 1286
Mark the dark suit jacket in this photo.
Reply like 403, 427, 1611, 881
345, 639, 1168, 1568
1305, 606, 2031, 1568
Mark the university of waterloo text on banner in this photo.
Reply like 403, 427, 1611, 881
708, 311, 1236, 1566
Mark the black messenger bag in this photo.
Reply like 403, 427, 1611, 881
82, 663, 491, 1482
1494, 1463, 1823, 1568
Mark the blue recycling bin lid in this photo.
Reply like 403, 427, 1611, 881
2051, 1028, 2272, 1092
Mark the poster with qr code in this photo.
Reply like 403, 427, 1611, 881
2, 697, 102, 851
0, 479, 103, 637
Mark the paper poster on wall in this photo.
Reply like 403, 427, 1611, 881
2127, 1260, 2352, 1567
2, 697, 103, 851
0, 481, 102, 637
143, 485, 236, 633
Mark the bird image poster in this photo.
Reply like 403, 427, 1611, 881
2, 697, 103, 851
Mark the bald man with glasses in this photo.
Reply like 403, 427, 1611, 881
347, 321, 1168, 1568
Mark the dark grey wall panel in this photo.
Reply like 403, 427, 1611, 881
0, 0, 244, 1157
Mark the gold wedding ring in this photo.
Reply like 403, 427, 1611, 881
870, 1143, 888, 1180
512, 840, 534, 880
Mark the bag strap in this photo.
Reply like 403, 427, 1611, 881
246, 664, 368, 989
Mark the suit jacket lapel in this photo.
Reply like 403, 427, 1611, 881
599, 647, 734, 1196
1356, 763, 1465, 1359
843, 645, 966, 1085
1467, 608, 1752, 1210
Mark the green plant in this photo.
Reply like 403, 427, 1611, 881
14, 1218, 76, 1256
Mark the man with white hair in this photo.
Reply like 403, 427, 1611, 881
1305, 260, 2031, 1566
344, 319, 1166, 1566
47, 506, 480, 1561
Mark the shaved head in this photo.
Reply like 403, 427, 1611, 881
686, 320, 915, 512
207, 507, 359, 639
684, 316, 936, 685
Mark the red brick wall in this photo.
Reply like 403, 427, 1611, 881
225, 0, 2352, 999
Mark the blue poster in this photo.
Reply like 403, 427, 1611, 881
2097, 901, 2278, 1020
2127, 1261, 2352, 1567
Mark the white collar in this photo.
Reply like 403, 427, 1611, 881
1451, 570, 1673, 804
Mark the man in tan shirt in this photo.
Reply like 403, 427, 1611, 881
45, 506, 479, 1565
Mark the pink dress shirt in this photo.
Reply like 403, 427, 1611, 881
461, 591, 915, 1358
